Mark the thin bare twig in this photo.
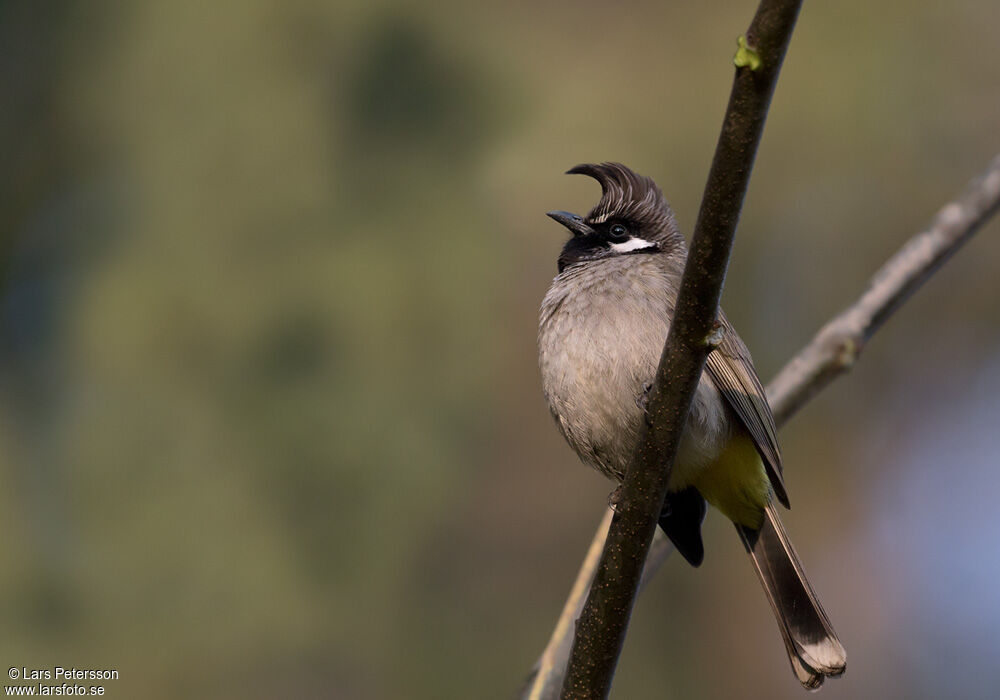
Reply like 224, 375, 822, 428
767, 152, 1000, 424
557, 2, 803, 698
521, 151, 1000, 700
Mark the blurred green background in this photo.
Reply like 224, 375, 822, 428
1, 1, 998, 698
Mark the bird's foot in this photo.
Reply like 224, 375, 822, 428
635, 381, 654, 411
607, 484, 624, 513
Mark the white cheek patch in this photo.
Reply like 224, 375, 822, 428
609, 237, 657, 253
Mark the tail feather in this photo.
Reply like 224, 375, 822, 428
737, 503, 846, 689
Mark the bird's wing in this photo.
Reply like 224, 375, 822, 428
705, 311, 789, 507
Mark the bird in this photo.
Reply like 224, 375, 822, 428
537, 162, 846, 689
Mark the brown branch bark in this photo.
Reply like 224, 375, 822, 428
521, 151, 1000, 700
556, 2, 803, 698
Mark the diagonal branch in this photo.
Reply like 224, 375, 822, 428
767, 152, 1000, 425
522, 150, 1000, 700
556, 2, 804, 698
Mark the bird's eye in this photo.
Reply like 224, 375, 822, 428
608, 223, 629, 241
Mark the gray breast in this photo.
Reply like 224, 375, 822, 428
538, 255, 729, 483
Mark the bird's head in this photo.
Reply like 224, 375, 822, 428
547, 162, 683, 272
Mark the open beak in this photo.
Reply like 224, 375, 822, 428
546, 210, 595, 237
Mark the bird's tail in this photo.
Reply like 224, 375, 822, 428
736, 503, 847, 690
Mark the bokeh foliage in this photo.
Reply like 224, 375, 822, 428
1, 1, 998, 698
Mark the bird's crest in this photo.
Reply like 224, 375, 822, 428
567, 162, 672, 228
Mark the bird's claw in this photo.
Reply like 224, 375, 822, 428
607, 485, 623, 513
635, 381, 654, 411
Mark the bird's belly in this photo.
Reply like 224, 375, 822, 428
539, 276, 730, 482
668, 379, 731, 488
